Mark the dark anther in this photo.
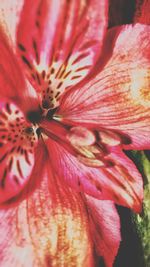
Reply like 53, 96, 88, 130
25, 127, 34, 134
42, 100, 50, 109
36, 127, 41, 138
26, 108, 42, 123
46, 108, 57, 120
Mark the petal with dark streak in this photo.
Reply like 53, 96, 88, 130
0, 25, 39, 114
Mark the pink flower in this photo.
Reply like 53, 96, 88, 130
0, 1, 149, 266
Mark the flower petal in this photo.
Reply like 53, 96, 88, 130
0, 27, 39, 116
58, 24, 150, 150
0, 159, 94, 267
0, 26, 39, 114
0, 26, 25, 100
0, 98, 40, 203
17, 0, 108, 109
85, 197, 121, 267
46, 138, 143, 212
0, 0, 24, 42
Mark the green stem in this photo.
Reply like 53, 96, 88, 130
130, 151, 150, 266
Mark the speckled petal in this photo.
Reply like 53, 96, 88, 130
17, 0, 108, 109
0, 26, 39, 114
0, 98, 39, 203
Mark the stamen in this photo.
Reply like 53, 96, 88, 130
25, 127, 34, 134
42, 100, 51, 109
46, 108, 58, 120
36, 128, 42, 138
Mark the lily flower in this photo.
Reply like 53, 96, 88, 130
0, 1, 149, 266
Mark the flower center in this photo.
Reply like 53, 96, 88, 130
26, 108, 43, 124
26, 102, 58, 124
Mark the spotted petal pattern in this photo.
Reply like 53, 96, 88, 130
0, 2, 148, 267
0, 25, 39, 115
0, 25, 26, 102
0, 98, 38, 203
17, 0, 108, 109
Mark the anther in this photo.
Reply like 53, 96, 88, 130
25, 127, 34, 134
46, 108, 57, 120
36, 127, 42, 138
42, 100, 51, 109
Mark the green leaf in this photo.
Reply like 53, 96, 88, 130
130, 151, 150, 266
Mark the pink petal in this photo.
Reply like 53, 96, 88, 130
17, 0, 108, 109
0, 0, 24, 42
0, 26, 25, 100
0, 159, 94, 267
0, 98, 41, 204
58, 23, 150, 150
0, 26, 39, 113
85, 197, 121, 267
46, 138, 143, 212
